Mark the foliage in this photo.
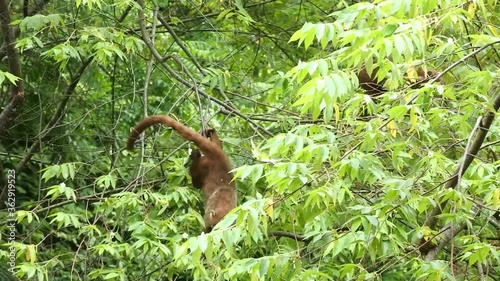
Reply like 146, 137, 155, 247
0, 0, 499, 280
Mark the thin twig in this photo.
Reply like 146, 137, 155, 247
457, 117, 482, 189
157, 15, 205, 75
140, 7, 158, 166
430, 40, 500, 84
268, 231, 311, 243
169, 55, 207, 131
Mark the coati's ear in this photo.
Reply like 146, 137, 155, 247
200, 128, 215, 137
200, 128, 223, 144
205, 129, 215, 139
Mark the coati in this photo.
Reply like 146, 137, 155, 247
358, 67, 440, 96
126, 115, 237, 232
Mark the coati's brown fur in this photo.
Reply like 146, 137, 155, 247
358, 67, 440, 96
127, 115, 237, 232
188, 128, 220, 189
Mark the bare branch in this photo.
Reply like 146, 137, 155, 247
424, 223, 467, 260
457, 116, 482, 188
430, 40, 500, 84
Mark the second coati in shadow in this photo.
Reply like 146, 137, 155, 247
358, 67, 440, 96
127, 115, 237, 232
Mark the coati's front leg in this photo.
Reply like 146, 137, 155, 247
188, 128, 217, 189
185, 128, 228, 192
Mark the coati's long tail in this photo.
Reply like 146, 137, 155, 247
126, 115, 226, 160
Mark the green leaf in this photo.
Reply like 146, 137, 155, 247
0, 70, 20, 85
289, 29, 304, 43
323, 232, 354, 258
387, 105, 408, 120
382, 24, 398, 37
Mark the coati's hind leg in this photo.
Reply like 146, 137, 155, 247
204, 185, 237, 232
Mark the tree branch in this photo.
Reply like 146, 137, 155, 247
268, 230, 311, 243
13, 3, 132, 174
157, 15, 205, 75
0, 0, 50, 62
423, 223, 467, 260
15, 57, 94, 173
419, 88, 500, 255
0, 0, 25, 211
429, 40, 500, 84
27, 0, 50, 17
136, 0, 272, 137
0, 0, 25, 136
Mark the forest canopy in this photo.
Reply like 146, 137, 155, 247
0, 0, 499, 280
